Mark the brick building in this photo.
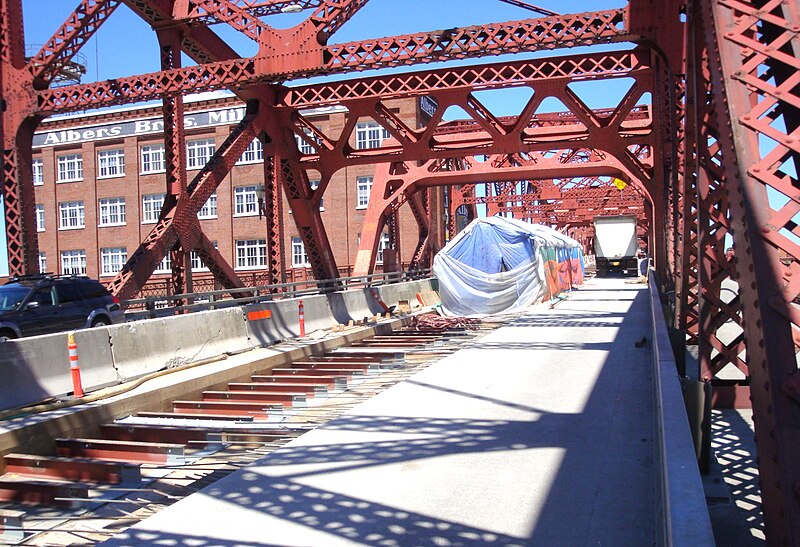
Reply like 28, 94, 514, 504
29, 92, 425, 293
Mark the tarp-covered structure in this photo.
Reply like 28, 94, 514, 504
433, 217, 584, 316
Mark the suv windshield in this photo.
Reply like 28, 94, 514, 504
0, 285, 31, 311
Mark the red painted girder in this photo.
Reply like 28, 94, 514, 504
283, 49, 650, 108
38, 47, 649, 116
181, 0, 370, 47
228, 382, 328, 394
701, 0, 800, 543
0, 480, 89, 507
106, 106, 265, 299
249, 375, 347, 386
184, 1, 323, 20
55, 438, 185, 465
435, 106, 651, 136
172, 400, 283, 418
267, 367, 365, 376
4, 453, 141, 484
134, 411, 255, 421
311, 0, 370, 39
186, 0, 271, 43
35, 11, 636, 116
324, 9, 630, 72
353, 151, 646, 276
28, 0, 120, 86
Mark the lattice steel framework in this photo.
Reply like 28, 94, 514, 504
1, 0, 799, 541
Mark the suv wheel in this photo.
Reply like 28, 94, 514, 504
0, 329, 17, 342
91, 317, 109, 327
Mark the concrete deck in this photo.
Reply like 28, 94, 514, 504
103, 278, 658, 546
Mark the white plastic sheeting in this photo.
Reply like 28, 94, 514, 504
433, 217, 584, 316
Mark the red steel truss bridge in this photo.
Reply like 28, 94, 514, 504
1, 0, 799, 542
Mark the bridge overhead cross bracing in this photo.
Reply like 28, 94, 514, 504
1, 0, 800, 542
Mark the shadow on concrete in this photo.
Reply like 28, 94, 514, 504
106, 286, 661, 545
106, 529, 287, 547
710, 409, 765, 544
504, 311, 627, 329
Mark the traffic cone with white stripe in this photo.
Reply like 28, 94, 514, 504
68, 332, 84, 398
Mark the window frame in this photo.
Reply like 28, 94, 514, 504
142, 193, 165, 224
35, 204, 45, 232
233, 185, 259, 217
291, 236, 310, 268
60, 249, 87, 275
235, 239, 268, 270
97, 148, 125, 179
32, 158, 44, 186
356, 176, 373, 209
140, 144, 166, 174
186, 138, 216, 170
98, 197, 127, 227
355, 122, 390, 150
100, 247, 127, 276
57, 153, 84, 183
58, 201, 85, 230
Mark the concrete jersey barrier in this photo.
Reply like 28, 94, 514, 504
0, 279, 437, 411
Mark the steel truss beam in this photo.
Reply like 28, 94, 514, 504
688, 0, 800, 542
352, 149, 650, 276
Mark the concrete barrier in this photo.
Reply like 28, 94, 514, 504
107, 307, 252, 382
0, 328, 116, 410
648, 271, 714, 546
327, 288, 385, 325
0, 279, 436, 411
245, 294, 334, 344
377, 279, 434, 308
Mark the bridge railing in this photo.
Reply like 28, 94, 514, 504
648, 270, 715, 546
121, 269, 432, 320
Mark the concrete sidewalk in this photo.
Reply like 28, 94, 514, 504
104, 278, 657, 546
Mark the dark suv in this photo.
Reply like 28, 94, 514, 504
0, 275, 124, 341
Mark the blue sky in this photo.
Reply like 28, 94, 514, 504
2, 0, 629, 275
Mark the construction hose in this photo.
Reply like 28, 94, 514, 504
0, 353, 230, 422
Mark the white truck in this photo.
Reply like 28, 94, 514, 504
593, 215, 639, 276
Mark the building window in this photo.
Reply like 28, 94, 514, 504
142, 193, 165, 223
291, 237, 310, 268
377, 233, 391, 264
32, 159, 44, 186
155, 254, 171, 274
99, 197, 126, 226
356, 122, 389, 149
234, 185, 259, 216
100, 247, 127, 276
141, 144, 165, 173
61, 249, 86, 275
187, 138, 216, 169
197, 193, 217, 219
58, 201, 85, 230
35, 204, 45, 232
38, 252, 46, 273
97, 149, 125, 178
238, 139, 263, 164
356, 176, 372, 209
57, 154, 83, 182
236, 239, 267, 269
